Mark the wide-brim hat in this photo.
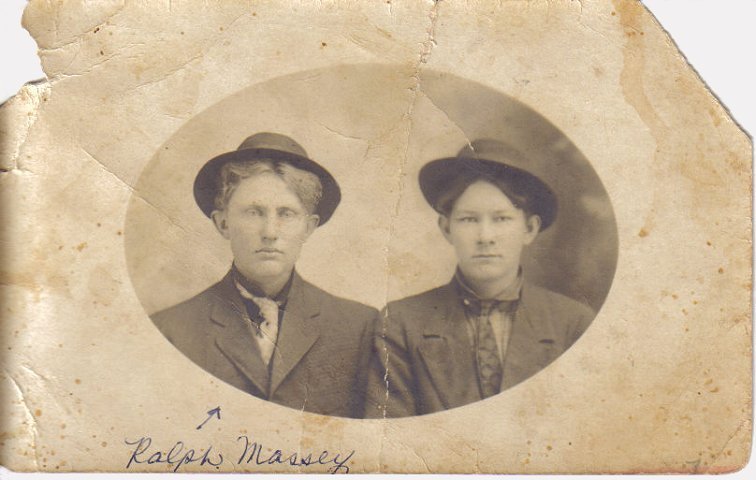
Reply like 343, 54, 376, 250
419, 139, 557, 230
193, 132, 341, 225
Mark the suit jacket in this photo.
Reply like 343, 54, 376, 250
366, 280, 595, 418
151, 271, 377, 418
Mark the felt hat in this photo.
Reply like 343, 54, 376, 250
193, 132, 341, 225
418, 139, 557, 230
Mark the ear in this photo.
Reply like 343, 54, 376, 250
304, 214, 320, 238
522, 214, 541, 245
211, 209, 231, 240
438, 215, 453, 245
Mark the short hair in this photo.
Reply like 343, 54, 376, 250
435, 173, 535, 218
214, 159, 323, 214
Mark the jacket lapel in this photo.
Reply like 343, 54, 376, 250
269, 273, 321, 395
502, 283, 558, 390
210, 273, 270, 395
417, 283, 481, 410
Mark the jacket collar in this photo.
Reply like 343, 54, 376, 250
268, 272, 322, 395
418, 277, 559, 406
209, 270, 321, 397
417, 282, 482, 410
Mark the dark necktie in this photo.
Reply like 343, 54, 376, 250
465, 298, 517, 398
475, 301, 503, 398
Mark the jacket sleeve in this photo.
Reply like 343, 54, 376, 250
364, 307, 419, 418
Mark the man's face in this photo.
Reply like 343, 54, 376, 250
439, 180, 540, 286
212, 173, 319, 285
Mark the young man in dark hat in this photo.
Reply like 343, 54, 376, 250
152, 132, 376, 418
367, 139, 595, 418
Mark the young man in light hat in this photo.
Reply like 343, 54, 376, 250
152, 133, 376, 418
367, 139, 595, 418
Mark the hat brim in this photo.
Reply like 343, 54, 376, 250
193, 148, 341, 225
418, 157, 557, 230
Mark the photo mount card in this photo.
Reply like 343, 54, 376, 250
0, 0, 751, 474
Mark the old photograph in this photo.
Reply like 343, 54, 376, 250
1, 0, 750, 474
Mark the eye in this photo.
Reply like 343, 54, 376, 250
493, 215, 512, 222
244, 207, 263, 216
456, 216, 477, 223
278, 208, 298, 219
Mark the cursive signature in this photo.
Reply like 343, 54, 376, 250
236, 434, 355, 473
124, 434, 355, 473
125, 436, 223, 472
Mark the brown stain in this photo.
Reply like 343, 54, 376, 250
0, 270, 44, 302
34, 409, 42, 417
613, 0, 671, 241
75, 379, 81, 384
708, 107, 722, 127
638, 228, 648, 238
129, 62, 148, 81
75, 242, 87, 251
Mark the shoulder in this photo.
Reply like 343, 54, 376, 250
522, 283, 596, 320
386, 284, 452, 314
382, 284, 453, 335
150, 282, 226, 334
298, 277, 378, 323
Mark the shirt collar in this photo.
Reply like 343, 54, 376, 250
453, 267, 523, 304
232, 264, 294, 307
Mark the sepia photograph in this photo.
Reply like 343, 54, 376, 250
1, 0, 751, 475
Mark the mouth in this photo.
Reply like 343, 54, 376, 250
256, 248, 284, 255
472, 254, 502, 259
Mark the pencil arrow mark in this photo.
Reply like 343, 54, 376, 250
196, 406, 221, 430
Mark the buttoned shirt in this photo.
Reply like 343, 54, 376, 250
454, 270, 523, 363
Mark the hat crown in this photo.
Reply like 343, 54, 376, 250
418, 138, 558, 230
456, 139, 530, 169
237, 132, 309, 158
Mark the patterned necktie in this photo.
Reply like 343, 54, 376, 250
472, 301, 504, 398
237, 287, 280, 366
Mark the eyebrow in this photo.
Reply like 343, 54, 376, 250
454, 209, 516, 214
241, 201, 302, 209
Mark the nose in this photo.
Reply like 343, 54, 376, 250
476, 218, 496, 244
260, 215, 279, 242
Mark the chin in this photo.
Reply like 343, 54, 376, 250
239, 260, 286, 279
462, 265, 501, 282
256, 262, 288, 276
463, 265, 507, 283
